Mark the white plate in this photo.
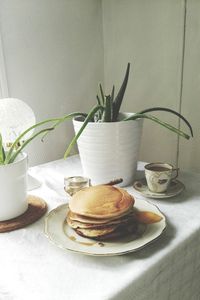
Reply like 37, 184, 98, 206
44, 198, 166, 256
133, 178, 185, 199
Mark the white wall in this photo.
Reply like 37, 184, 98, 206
0, 0, 104, 166
0, 0, 199, 172
102, 0, 185, 167
102, 0, 199, 172
179, 0, 200, 173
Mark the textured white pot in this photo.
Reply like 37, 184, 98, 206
0, 152, 28, 221
73, 113, 143, 187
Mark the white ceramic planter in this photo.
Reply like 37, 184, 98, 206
73, 113, 143, 187
0, 152, 28, 221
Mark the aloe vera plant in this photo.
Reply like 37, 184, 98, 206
63, 63, 193, 159
0, 63, 193, 165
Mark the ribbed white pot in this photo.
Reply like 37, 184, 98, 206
73, 113, 143, 187
0, 152, 28, 221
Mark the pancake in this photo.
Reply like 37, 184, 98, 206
68, 207, 134, 224
67, 210, 136, 229
69, 185, 134, 219
94, 223, 139, 240
75, 220, 138, 240
75, 224, 118, 238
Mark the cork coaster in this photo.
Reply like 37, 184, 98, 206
0, 195, 48, 233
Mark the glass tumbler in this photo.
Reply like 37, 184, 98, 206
64, 176, 90, 197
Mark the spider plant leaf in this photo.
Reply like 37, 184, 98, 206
102, 95, 112, 122
124, 113, 190, 140
4, 112, 87, 164
99, 83, 105, 105
112, 63, 130, 121
40, 112, 87, 141
64, 105, 103, 159
0, 133, 5, 164
8, 127, 54, 164
139, 107, 193, 137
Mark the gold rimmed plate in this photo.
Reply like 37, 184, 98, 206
133, 178, 185, 199
44, 198, 166, 256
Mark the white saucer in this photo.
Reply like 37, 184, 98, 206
133, 178, 185, 199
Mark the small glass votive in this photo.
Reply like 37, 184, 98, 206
64, 176, 90, 197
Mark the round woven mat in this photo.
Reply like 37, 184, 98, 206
0, 195, 47, 233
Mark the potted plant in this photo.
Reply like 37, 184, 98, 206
0, 107, 89, 221
0, 62, 193, 221
64, 63, 193, 186
0, 126, 53, 221
0, 113, 85, 221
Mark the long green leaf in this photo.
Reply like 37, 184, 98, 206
139, 107, 193, 137
0, 133, 5, 164
8, 128, 54, 164
110, 85, 115, 122
96, 95, 101, 106
64, 105, 103, 159
41, 112, 87, 141
111, 85, 115, 102
99, 83, 105, 105
95, 95, 103, 121
124, 113, 190, 140
4, 112, 86, 164
102, 95, 112, 122
112, 63, 130, 121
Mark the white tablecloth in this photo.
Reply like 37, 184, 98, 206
1, 155, 200, 300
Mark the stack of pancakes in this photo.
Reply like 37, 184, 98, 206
67, 185, 138, 240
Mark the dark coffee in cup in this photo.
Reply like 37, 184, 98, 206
145, 162, 178, 193
146, 166, 170, 172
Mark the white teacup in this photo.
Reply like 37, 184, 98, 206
145, 162, 178, 193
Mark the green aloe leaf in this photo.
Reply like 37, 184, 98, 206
64, 105, 103, 159
95, 95, 103, 121
99, 83, 105, 105
0, 133, 5, 164
96, 95, 101, 106
112, 63, 130, 121
111, 85, 115, 102
8, 127, 54, 164
110, 85, 115, 122
124, 113, 190, 140
139, 107, 193, 137
5, 112, 86, 164
102, 95, 112, 122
